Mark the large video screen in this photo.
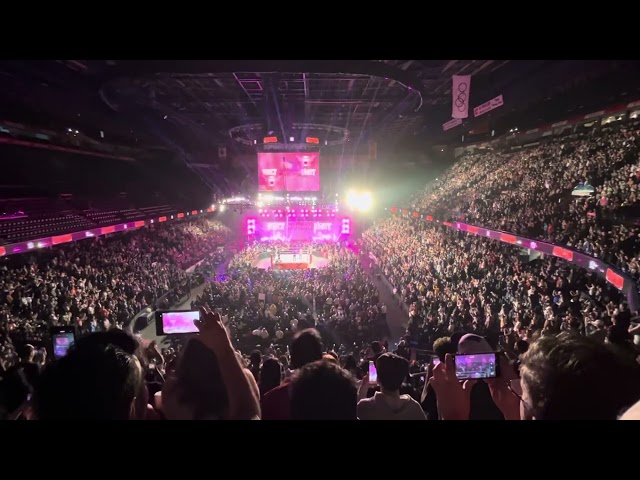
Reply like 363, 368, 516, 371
258, 152, 320, 192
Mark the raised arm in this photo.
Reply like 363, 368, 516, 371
196, 306, 261, 420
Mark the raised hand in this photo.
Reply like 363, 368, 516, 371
358, 373, 370, 401
195, 305, 232, 353
486, 354, 521, 420
429, 353, 475, 420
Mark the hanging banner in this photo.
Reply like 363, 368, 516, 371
452, 75, 471, 119
442, 118, 463, 131
473, 94, 504, 117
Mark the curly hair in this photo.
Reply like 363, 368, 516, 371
519, 332, 640, 420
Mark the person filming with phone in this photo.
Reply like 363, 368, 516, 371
357, 353, 426, 420
429, 332, 640, 420
157, 306, 260, 420
29, 306, 261, 420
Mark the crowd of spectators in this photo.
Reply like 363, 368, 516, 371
0, 218, 230, 374
413, 121, 640, 281
6, 310, 640, 421
3, 208, 640, 420
7, 117, 640, 420
189, 242, 387, 356
0, 234, 406, 420
364, 217, 639, 356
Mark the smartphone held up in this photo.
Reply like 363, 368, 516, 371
453, 353, 500, 380
368, 360, 378, 384
155, 310, 200, 336
50, 326, 76, 359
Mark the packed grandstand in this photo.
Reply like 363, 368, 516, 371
2, 59, 640, 421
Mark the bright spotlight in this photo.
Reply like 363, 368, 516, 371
346, 191, 372, 212
219, 204, 226, 212
360, 192, 372, 211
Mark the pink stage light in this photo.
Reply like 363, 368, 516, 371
247, 218, 256, 235
341, 218, 351, 234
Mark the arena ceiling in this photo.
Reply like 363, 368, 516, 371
0, 60, 638, 154
95, 59, 555, 147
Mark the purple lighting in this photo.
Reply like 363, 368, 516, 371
258, 152, 320, 192
246, 218, 256, 235
341, 218, 351, 235
266, 222, 286, 231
